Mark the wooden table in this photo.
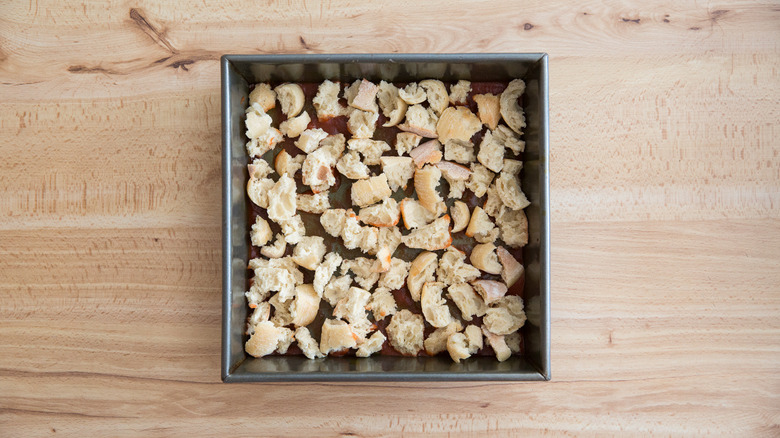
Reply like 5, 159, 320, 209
2, 1, 778, 435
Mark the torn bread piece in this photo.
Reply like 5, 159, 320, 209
373, 245, 392, 272
297, 192, 330, 214
495, 171, 531, 211
446, 332, 471, 363
368, 286, 397, 321
493, 125, 525, 155
376, 226, 402, 257
484, 295, 526, 335
399, 104, 438, 138
436, 106, 481, 143
450, 201, 471, 233
245, 279, 272, 309
421, 281, 455, 328
314, 252, 343, 296
336, 151, 371, 180
295, 128, 328, 154
250, 216, 273, 247
465, 206, 498, 244
409, 139, 443, 168
414, 165, 443, 213
341, 257, 380, 290
248, 83, 276, 112
347, 109, 379, 139
359, 198, 400, 227
425, 322, 462, 355
320, 208, 347, 237
249, 257, 304, 302
269, 292, 294, 326
471, 279, 508, 305
387, 309, 424, 356
245, 321, 291, 358
275, 149, 305, 176
301, 144, 337, 192
333, 286, 371, 327
407, 251, 438, 302
278, 214, 305, 245
320, 318, 358, 355
347, 138, 391, 165
395, 132, 423, 156
245, 104, 283, 157
464, 324, 484, 354
356, 330, 386, 357
260, 233, 287, 259
341, 213, 379, 254
267, 175, 297, 222
497, 207, 529, 248
499, 79, 526, 134
245, 103, 272, 140
437, 247, 481, 285
443, 139, 476, 164
448, 283, 485, 322
400, 198, 442, 229
477, 130, 506, 173
448, 80, 471, 106
295, 327, 325, 359
346, 79, 379, 113
291, 236, 326, 271
466, 163, 495, 197
323, 274, 352, 307
247, 301, 271, 333
482, 326, 512, 362
436, 161, 471, 199
313, 79, 343, 121
469, 242, 502, 274
274, 83, 305, 118
402, 214, 452, 251
379, 257, 411, 290
483, 183, 503, 218
380, 156, 414, 191
290, 284, 321, 327
378, 81, 408, 127
351, 174, 392, 208
419, 79, 448, 116
399, 83, 427, 105
279, 111, 311, 138
497, 246, 524, 287
473, 93, 500, 130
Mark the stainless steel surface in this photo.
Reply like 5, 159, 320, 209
222, 53, 550, 382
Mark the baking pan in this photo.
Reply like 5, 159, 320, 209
221, 53, 550, 381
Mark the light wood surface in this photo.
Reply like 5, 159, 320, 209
1, 0, 779, 436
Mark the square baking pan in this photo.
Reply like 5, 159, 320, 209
222, 53, 550, 382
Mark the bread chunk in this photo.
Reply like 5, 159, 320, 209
274, 83, 305, 117
320, 318, 357, 355
351, 175, 392, 207
421, 281, 455, 328
436, 107, 481, 143
448, 80, 471, 105
313, 79, 343, 121
407, 251, 438, 302
380, 156, 414, 191
387, 310, 424, 356
295, 327, 325, 359
248, 83, 276, 111
499, 79, 526, 134
402, 214, 452, 251
447, 283, 487, 322
395, 132, 422, 155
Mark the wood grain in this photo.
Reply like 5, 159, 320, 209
1, 0, 779, 436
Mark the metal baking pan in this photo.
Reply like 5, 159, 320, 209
222, 53, 550, 381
